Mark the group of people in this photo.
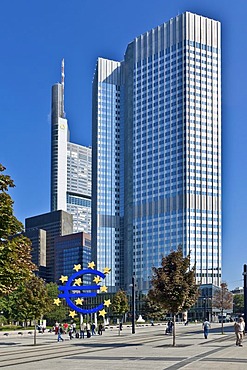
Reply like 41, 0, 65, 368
202, 316, 245, 346
55, 321, 104, 342
164, 316, 245, 346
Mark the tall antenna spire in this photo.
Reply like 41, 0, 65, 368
61, 58, 65, 117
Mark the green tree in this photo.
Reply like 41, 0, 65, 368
0, 164, 35, 295
7, 275, 50, 324
212, 282, 233, 334
142, 295, 167, 321
148, 247, 199, 346
111, 290, 129, 335
44, 282, 67, 325
233, 294, 244, 315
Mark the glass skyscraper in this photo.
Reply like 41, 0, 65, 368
51, 60, 92, 233
92, 12, 221, 292
92, 58, 122, 290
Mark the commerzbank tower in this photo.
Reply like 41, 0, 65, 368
92, 12, 222, 292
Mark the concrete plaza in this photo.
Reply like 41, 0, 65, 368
0, 322, 246, 369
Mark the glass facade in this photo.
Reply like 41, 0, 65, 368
51, 63, 92, 234
67, 143, 92, 233
54, 232, 91, 284
92, 58, 122, 291
92, 12, 221, 292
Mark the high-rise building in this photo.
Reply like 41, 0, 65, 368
92, 59, 122, 291
54, 232, 91, 284
25, 210, 73, 282
51, 60, 92, 233
92, 12, 222, 291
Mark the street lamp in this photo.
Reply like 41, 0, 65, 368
129, 276, 136, 334
243, 264, 247, 322
203, 298, 206, 320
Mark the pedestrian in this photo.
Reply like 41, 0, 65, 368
86, 322, 91, 338
63, 322, 69, 334
57, 326, 64, 342
72, 322, 77, 333
69, 325, 74, 340
55, 322, 59, 335
165, 320, 173, 334
234, 317, 245, 346
91, 322, 96, 336
80, 322, 86, 339
98, 323, 103, 335
202, 318, 211, 339
119, 322, 123, 331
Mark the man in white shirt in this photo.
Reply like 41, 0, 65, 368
234, 317, 245, 346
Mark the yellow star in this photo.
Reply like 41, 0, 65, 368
73, 264, 81, 272
69, 310, 77, 318
103, 267, 111, 274
104, 299, 111, 307
93, 276, 101, 284
53, 298, 61, 306
88, 261, 95, 269
75, 297, 84, 305
99, 309, 107, 317
74, 278, 82, 286
100, 285, 108, 293
59, 275, 68, 283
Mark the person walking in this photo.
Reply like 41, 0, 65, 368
91, 322, 96, 336
86, 322, 91, 338
72, 322, 77, 333
98, 323, 103, 335
55, 322, 59, 335
57, 326, 64, 342
80, 322, 86, 339
234, 317, 245, 346
202, 319, 211, 339
68, 324, 74, 340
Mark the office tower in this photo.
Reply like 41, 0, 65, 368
25, 210, 73, 282
25, 228, 47, 280
92, 59, 122, 291
51, 60, 92, 233
54, 232, 91, 283
92, 12, 221, 291
67, 143, 92, 233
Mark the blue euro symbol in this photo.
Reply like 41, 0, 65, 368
58, 269, 106, 314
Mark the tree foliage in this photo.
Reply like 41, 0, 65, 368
2, 275, 50, 323
43, 282, 67, 325
148, 247, 199, 346
0, 164, 35, 295
212, 282, 233, 311
111, 290, 129, 317
212, 282, 233, 334
233, 294, 244, 315
142, 295, 167, 320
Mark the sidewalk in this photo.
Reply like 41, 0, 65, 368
0, 323, 246, 369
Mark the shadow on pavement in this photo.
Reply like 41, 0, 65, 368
186, 325, 234, 335
0, 342, 17, 345
72, 342, 143, 348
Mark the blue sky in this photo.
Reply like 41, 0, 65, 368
1, 0, 246, 290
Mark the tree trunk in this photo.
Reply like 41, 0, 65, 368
33, 319, 37, 346
221, 309, 224, 334
172, 314, 176, 347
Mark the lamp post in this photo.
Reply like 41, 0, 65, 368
208, 298, 212, 322
130, 276, 136, 334
243, 264, 247, 321
203, 298, 206, 320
